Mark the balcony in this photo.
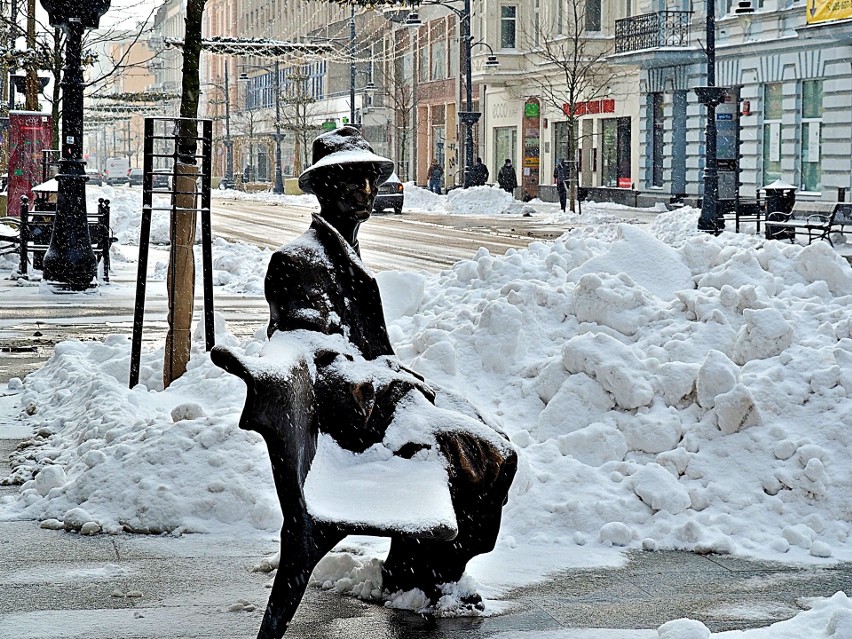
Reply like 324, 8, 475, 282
611, 11, 702, 68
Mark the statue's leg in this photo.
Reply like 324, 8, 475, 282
257, 524, 344, 639
382, 432, 517, 602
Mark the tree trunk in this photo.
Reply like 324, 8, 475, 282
164, 0, 206, 388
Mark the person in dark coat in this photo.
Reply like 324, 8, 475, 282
427, 158, 444, 193
497, 158, 517, 194
471, 157, 489, 186
554, 158, 569, 212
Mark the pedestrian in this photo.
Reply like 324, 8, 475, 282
497, 158, 517, 194
554, 159, 569, 212
472, 157, 489, 186
427, 158, 443, 194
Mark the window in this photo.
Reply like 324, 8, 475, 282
762, 82, 782, 184
431, 38, 446, 80
586, 0, 602, 31
533, 0, 540, 46
419, 38, 429, 82
800, 79, 823, 192
557, 0, 564, 34
651, 93, 664, 187
500, 5, 517, 49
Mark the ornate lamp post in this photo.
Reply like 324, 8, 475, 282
693, 0, 727, 234
406, 0, 497, 189
40, 0, 111, 289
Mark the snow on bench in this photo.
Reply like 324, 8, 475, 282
304, 433, 458, 539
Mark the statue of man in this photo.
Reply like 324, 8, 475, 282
265, 126, 395, 360
259, 126, 517, 606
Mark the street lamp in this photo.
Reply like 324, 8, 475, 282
208, 65, 235, 190
240, 63, 284, 194
39, 0, 111, 290
405, 0, 498, 189
694, 0, 752, 233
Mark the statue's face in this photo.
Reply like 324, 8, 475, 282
314, 166, 380, 222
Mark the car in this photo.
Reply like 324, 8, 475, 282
85, 169, 103, 186
373, 172, 404, 215
104, 157, 130, 185
128, 168, 144, 187
152, 173, 170, 189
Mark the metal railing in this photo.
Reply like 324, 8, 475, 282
614, 11, 692, 54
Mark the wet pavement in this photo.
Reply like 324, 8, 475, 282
1, 414, 850, 638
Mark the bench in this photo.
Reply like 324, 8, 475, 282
211, 337, 517, 639
2, 196, 115, 282
765, 202, 852, 247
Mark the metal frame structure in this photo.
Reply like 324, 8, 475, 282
130, 117, 214, 388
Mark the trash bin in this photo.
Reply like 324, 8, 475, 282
763, 179, 796, 241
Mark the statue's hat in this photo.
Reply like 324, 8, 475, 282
298, 126, 394, 194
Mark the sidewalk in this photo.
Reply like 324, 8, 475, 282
1, 430, 849, 639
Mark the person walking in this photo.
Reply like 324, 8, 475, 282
472, 157, 489, 186
427, 159, 443, 194
497, 159, 517, 195
554, 158, 569, 212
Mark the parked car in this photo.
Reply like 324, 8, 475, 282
85, 169, 103, 186
152, 172, 170, 189
104, 157, 130, 186
373, 172, 404, 215
128, 168, 144, 187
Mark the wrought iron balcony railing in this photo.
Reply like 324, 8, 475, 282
614, 11, 692, 54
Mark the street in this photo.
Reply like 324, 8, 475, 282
0, 198, 568, 381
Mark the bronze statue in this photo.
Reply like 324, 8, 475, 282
213, 127, 517, 639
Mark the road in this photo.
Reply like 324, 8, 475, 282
0, 199, 569, 382
211, 198, 565, 273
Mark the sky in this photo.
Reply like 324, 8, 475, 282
1, 183, 851, 637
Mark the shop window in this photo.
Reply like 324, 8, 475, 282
761, 82, 782, 184
800, 79, 823, 192
602, 117, 632, 188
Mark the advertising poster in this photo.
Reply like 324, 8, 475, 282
7, 111, 53, 217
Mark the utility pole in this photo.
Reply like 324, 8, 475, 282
273, 58, 283, 193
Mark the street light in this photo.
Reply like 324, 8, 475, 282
694, 0, 752, 233
240, 62, 284, 194
39, 0, 111, 290
405, 0, 498, 188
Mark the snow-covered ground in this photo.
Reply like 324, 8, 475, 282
1, 183, 851, 638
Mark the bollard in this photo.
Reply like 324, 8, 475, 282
98, 198, 111, 283
19, 196, 29, 278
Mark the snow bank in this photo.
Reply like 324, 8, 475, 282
2, 203, 852, 608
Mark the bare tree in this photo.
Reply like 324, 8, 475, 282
164, 0, 207, 387
232, 106, 264, 183
375, 32, 417, 182
276, 62, 324, 177
522, 1, 627, 212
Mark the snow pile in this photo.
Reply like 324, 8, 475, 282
400, 182, 446, 212
445, 185, 528, 215
2, 206, 852, 609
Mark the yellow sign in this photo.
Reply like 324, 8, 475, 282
806, 0, 852, 23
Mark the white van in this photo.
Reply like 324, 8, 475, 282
104, 157, 130, 186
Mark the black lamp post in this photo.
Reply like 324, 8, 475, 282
406, 0, 497, 189
273, 59, 284, 194
221, 64, 235, 189
693, 0, 727, 234
40, 0, 111, 289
